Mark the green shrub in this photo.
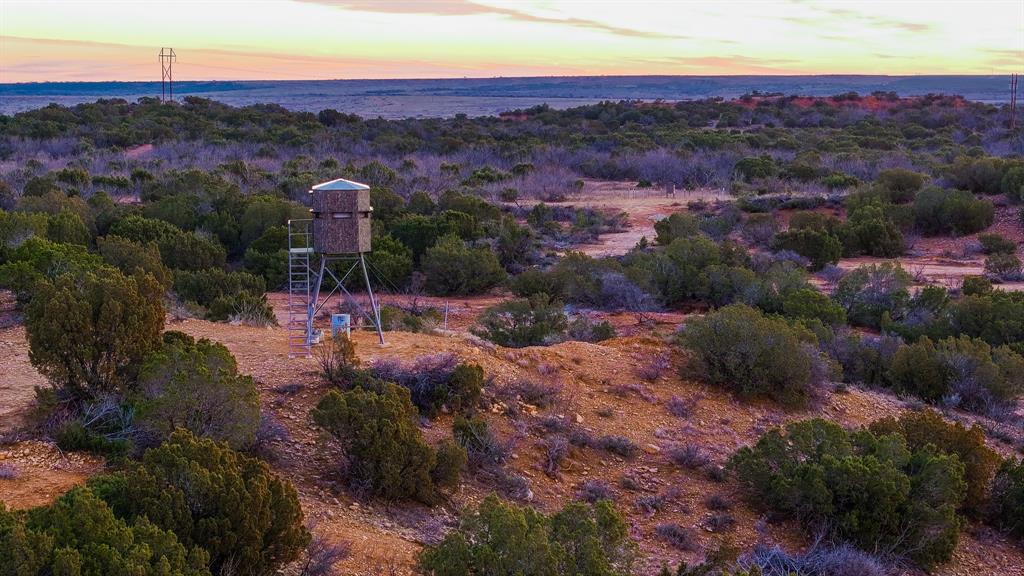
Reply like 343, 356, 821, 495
985, 252, 1022, 280
46, 208, 90, 245
369, 233, 414, 289
876, 168, 926, 200
472, 293, 568, 347
408, 191, 437, 215
822, 172, 860, 190
870, 410, 1000, 516
109, 216, 226, 271
678, 304, 818, 406
390, 213, 462, 261
370, 355, 484, 417
988, 459, 1024, 538
208, 290, 278, 326
654, 212, 700, 245
623, 235, 730, 306
97, 235, 173, 288
945, 290, 1024, 349
567, 315, 616, 342
494, 216, 536, 272
832, 262, 911, 329
143, 193, 202, 230
0, 210, 48, 260
1, 487, 211, 576
1, 234, 103, 278
453, 415, 506, 468
789, 211, 841, 233
730, 418, 966, 569
888, 335, 1024, 412
419, 494, 634, 576
438, 190, 502, 222
772, 228, 841, 270
913, 187, 994, 236
237, 194, 305, 249
55, 419, 133, 458
422, 234, 506, 296
242, 225, 288, 288
782, 288, 847, 325
25, 269, 164, 399
948, 156, 1005, 195
509, 268, 566, 299
21, 175, 59, 197
978, 233, 1017, 255
432, 439, 468, 489
312, 383, 441, 502
962, 275, 993, 296
734, 156, 777, 181
548, 251, 614, 305
839, 203, 904, 257
172, 268, 267, 311
90, 430, 308, 575
135, 333, 260, 449
1002, 165, 1024, 202
739, 212, 778, 245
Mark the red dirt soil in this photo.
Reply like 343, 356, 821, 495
2, 307, 1022, 574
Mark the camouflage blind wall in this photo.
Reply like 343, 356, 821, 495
310, 188, 373, 254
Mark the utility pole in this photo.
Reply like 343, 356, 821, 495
159, 47, 176, 102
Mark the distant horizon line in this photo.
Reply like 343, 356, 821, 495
1, 72, 1016, 86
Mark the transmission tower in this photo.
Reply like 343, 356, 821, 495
1011, 73, 1019, 131
159, 48, 176, 102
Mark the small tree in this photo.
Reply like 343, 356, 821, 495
977, 233, 1017, 255
782, 288, 846, 325
25, 269, 164, 399
420, 494, 633, 576
90, 430, 309, 576
422, 234, 506, 296
97, 234, 173, 288
46, 208, 90, 246
870, 410, 999, 516
654, 212, 700, 245
5, 487, 212, 576
312, 383, 441, 502
135, 333, 261, 449
985, 252, 1022, 280
876, 168, 926, 200
678, 304, 819, 406
989, 458, 1024, 539
832, 262, 911, 329
472, 293, 568, 348
730, 419, 966, 570
771, 228, 842, 270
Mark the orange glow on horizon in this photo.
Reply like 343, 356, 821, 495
1, 0, 1021, 83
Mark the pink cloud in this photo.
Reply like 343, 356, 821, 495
297, 0, 685, 40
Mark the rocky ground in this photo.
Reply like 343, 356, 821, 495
3, 306, 1023, 574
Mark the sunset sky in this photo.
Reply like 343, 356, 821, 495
1, 0, 1022, 82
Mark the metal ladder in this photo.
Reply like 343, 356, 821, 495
287, 219, 314, 358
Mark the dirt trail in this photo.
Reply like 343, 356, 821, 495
0, 441, 103, 511
521, 180, 733, 257
0, 325, 47, 435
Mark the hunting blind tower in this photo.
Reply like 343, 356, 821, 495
287, 178, 384, 358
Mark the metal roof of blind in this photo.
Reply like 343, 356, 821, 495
311, 178, 370, 191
